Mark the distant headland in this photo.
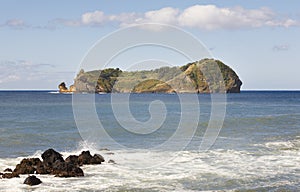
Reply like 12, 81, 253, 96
59, 59, 242, 94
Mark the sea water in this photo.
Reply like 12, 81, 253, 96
0, 91, 299, 191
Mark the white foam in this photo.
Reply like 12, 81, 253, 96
1, 143, 299, 191
48, 91, 73, 94
265, 139, 300, 151
265, 141, 295, 149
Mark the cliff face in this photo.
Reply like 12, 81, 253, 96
180, 59, 242, 93
74, 68, 121, 93
71, 59, 242, 93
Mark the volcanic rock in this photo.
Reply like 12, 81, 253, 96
51, 161, 84, 177
65, 155, 79, 166
13, 158, 43, 175
24, 175, 42, 186
2, 172, 20, 178
90, 154, 105, 164
41, 148, 64, 167
78, 151, 104, 165
3, 168, 12, 172
108, 159, 116, 164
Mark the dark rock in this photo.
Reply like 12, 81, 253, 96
13, 158, 43, 175
51, 161, 84, 177
24, 175, 42, 186
58, 82, 75, 93
90, 154, 105, 164
2, 149, 107, 180
3, 168, 12, 172
35, 163, 50, 174
65, 155, 79, 166
41, 148, 64, 168
58, 82, 68, 92
78, 151, 93, 165
78, 151, 105, 165
2, 172, 20, 179
105, 152, 114, 155
108, 159, 116, 164
226, 78, 242, 93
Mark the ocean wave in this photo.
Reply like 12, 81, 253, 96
48, 91, 60, 94
264, 138, 300, 151
48, 91, 73, 94
1, 143, 299, 191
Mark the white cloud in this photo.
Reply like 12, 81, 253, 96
7, 75, 20, 81
2, 19, 28, 29
53, 18, 81, 27
77, 5, 298, 30
79, 11, 140, 27
0, 60, 75, 89
6, 19, 25, 26
143, 7, 180, 24
178, 5, 271, 29
111, 12, 138, 24
0, 60, 55, 84
177, 5, 297, 30
2, 18, 55, 30
273, 44, 290, 51
81, 11, 106, 25
3, 5, 298, 31
266, 18, 298, 28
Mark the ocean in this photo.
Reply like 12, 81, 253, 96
0, 91, 299, 191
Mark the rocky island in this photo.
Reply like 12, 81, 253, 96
60, 59, 242, 93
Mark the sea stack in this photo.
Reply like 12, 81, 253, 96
58, 82, 75, 93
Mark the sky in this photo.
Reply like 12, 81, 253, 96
0, 0, 300, 90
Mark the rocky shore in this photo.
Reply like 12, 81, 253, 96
0, 149, 106, 186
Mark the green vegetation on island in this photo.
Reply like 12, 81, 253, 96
61, 58, 242, 93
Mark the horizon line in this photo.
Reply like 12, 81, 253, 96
0, 89, 300, 92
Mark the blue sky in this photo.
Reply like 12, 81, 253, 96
0, 0, 299, 90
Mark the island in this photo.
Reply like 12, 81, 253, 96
59, 59, 242, 93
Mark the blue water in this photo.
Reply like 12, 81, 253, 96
0, 91, 299, 191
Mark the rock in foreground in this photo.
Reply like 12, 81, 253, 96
1, 148, 105, 181
51, 161, 84, 177
41, 148, 64, 166
2, 172, 19, 178
14, 158, 43, 175
3, 168, 12, 172
78, 151, 105, 165
24, 175, 42, 186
